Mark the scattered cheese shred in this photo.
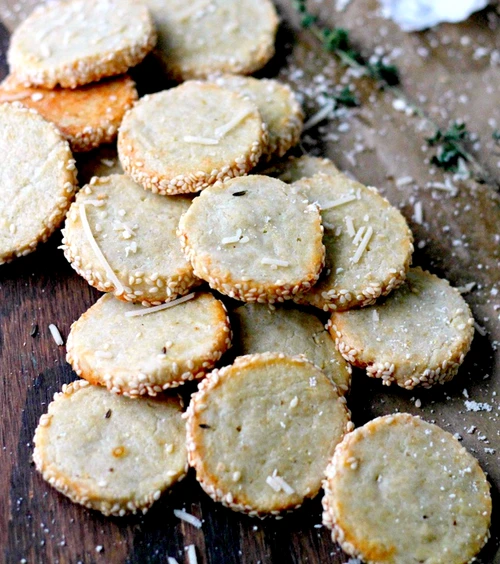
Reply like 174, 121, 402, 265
273, 475, 295, 495
456, 282, 476, 294
186, 545, 198, 564
321, 194, 357, 210
79, 204, 125, 295
474, 321, 487, 336
174, 509, 202, 529
221, 229, 242, 245
214, 110, 253, 139
303, 99, 335, 131
266, 475, 281, 492
125, 293, 196, 318
351, 226, 373, 264
413, 201, 423, 224
352, 226, 366, 246
48, 324, 64, 346
183, 135, 219, 145
261, 258, 289, 267
345, 216, 355, 237
95, 351, 114, 359
266, 471, 295, 494
167, 558, 179, 564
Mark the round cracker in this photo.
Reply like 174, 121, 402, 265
232, 303, 351, 395
66, 292, 232, 396
146, 0, 278, 80
178, 175, 325, 303
211, 75, 304, 159
293, 172, 413, 311
62, 174, 200, 305
118, 81, 267, 195
329, 267, 475, 389
0, 74, 137, 152
33, 380, 187, 516
186, 352, 352, 517
260, 154, 341, 183
8, 0, 156, 89
0, 103, 77, 266
322, 413, 491, 564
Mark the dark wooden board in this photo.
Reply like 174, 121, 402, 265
1, 1, 500, 563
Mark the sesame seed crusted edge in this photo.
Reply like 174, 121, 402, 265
8, 6, 157, 89
327, 270, 475, 390
259, 80, 304, 161
118, 103, 268, 195
177, 197, 326, 303
60, 177, 201, 304
186, 352, 354, 518
32, 379, 189, 517
321, 413, 492, 564
294, 187, 415, 312
65, 295, 233, 397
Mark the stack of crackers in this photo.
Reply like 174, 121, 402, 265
0, 1, 491, 562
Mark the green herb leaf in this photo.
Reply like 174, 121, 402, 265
333, 86, 358, 107
427, 122, 471, 172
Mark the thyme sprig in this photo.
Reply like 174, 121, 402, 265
291, 0, 496, 184
292, 0, 399, 87
332, 86, 359, 108
427, 122, 474, 172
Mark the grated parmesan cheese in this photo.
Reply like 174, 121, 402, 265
95, 351, 114, 359
345, 216, 355, 237
413, 201, 423, 224
321, 194, 357, 210
173, 509, 202, 529
79, 204, 125, 295
273, 475, 295, 495
49, 324, 64, 346
124, 293, 196, 318
395, 176, 414, 187
185, 545, 198, 564
183, 135, 219, 145
474, 321, 487, 336
352, 226, 366, 246
351, 226, 373, 264
266, 475, 281, 492
456, 282, 476, 294
221, 229, 242, 245
261, 258, 289, 267
266, 471, 295, 494
303, 99, 335, 131
214, 109, 253, 139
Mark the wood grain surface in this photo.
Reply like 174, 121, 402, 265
1, 1, 500, 563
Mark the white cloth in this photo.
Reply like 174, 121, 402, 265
379, 0, 489, 31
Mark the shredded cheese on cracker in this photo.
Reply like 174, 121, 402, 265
124, 293, 196, 317
79, 204, 125, 295
321, 194, 357, 210
261, 258, 289, 267
351, 226, 373, 264
214, 110, 252, 138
